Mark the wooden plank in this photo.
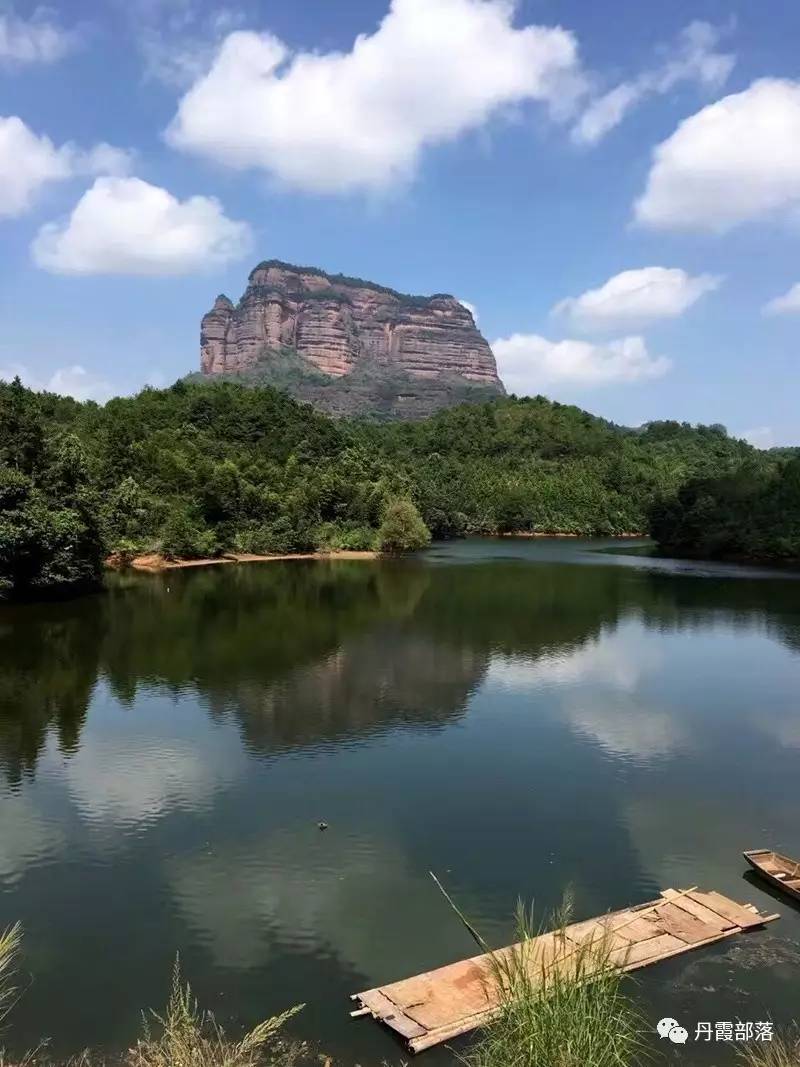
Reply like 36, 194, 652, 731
661, 888, 734, 931
606, 912, 662, 942
609, 932, 684, 968
690, 889, 767, 930
351, 887, 778, 1053
356, 989, 426, 1039
652, 902, 720, 944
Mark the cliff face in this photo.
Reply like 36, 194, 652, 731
199, 261, 504, 417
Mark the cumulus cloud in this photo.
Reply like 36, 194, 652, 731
32, 176, 251, 276
0, 116, 132, 219
554, 267, 721, 331
166, 0, 587, 194
0, 7, 78, 65
763, 282, 800, 316
0, 361, 114, 403
572, 21, 734, 146
492, 333, 670, 394
635, 78, 800, 232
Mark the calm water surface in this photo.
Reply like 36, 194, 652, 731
1, 538, 800, 1065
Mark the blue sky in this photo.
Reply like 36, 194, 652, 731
1, 0, 799, 445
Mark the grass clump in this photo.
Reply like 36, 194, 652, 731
459, 897, 646, 1067
739, 1029, 800, 1067
0, 924, 22, 1032
128, 961, 303, 1067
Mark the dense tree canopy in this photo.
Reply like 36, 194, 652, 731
0, 379, 103, 599
650, 457, 800, 562
0, 375, 782, 598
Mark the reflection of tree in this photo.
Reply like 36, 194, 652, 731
0, 598, 103, 784
412, 560, 626, 658
636, 569, 800, 653
2, 554, 800, 781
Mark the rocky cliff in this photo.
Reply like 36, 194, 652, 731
199, 260, 504, 418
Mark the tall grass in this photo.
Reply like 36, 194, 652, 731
0, 928, 302, 1067
127, 960, 303, 1067
0, 924, 22, 1032
459, 898, 646, 1067
738, 1030, 800, 1067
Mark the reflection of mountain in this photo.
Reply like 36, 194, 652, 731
2, 553, 800, 781
215, 628, 487, 753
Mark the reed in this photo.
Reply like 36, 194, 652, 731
458, 897, 647, 1067
127, 960, 303, 1067
0, 924, 22, 1032
738, 1030, 800, 1067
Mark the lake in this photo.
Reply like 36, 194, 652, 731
1, 538, 799, 1065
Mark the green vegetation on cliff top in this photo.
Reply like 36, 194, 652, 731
0, 374, 794, 598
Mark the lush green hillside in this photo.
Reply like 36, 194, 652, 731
0, 376, 769, 597
650, 457, 800, 562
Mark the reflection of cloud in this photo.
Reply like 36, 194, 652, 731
488, 630, 654, 692
561, 693, 684, 761
0, 795, 65, 886
487, 629, 681, 761
64, 730, 242, 828
755, 712, 800, 750
167, 828, 483, 982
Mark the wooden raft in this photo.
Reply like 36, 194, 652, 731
351, 888, 779, 1053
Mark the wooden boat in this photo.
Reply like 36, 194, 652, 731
744, 848, 800, 902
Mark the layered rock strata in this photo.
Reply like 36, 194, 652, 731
201, 260, 503, 392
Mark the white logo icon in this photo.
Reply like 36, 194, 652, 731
658, 1018, 688, 1044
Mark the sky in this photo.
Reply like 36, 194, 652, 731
1, 0, 799, 445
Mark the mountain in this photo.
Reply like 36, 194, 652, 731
196, 260, 505, 418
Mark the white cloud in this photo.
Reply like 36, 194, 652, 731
635, 78, 800, 232
572, 21, 734, 146
492, 333, 670, 394
0, 116, 71, 218
0, 115, 132, 219
32, 176, 251, 276
554, 267, 721, 331
741, 426, 775, 450
140, 6, 247, 87
763, 282, 800, 316
0, 7, 78, 65
0, 361, 114, 402
166, 0, 587, 194
458, 299, 479, 324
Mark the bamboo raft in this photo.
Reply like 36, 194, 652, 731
351, 887, 779, 1053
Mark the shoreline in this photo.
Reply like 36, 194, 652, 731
106, 534, 648, 574
497, 530, 646, 539
106, 550, 380, 572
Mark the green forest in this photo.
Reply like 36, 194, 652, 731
0, 375, 795, 598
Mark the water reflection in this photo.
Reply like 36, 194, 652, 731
2, 551, 798, 779
0, 542, 799, 1062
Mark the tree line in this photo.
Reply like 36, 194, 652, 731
0, 375, 793, 598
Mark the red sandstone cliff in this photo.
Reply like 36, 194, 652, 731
201, 261, 504, 397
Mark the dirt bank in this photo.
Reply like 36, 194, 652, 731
105, 550, 380, 572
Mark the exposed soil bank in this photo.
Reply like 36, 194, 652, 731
105, 550, 379, 572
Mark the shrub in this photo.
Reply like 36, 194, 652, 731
375, 497, 431, 554
160, 509, 218, 561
